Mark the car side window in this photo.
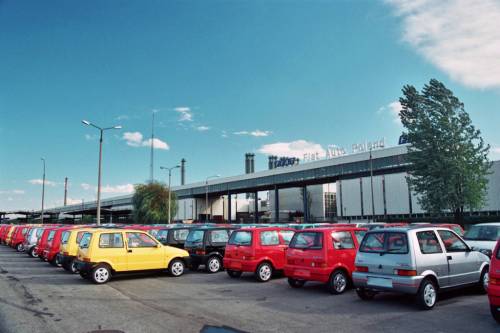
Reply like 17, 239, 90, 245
279, 230, 295, 245
210, 230, 229, 243
99, 233, 124, 248
127, 232, 158, 248
260, 231, 280, 246
416, 231, 443, 254
437, 230, 468, 252
331, 231, 355, 249
174, 229, 190, 241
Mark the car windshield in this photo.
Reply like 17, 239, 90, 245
289, 232, 323, 249
228, 231, 252, 245
76, 231, 87, 244
463, 225, 500, 241
186, 230, 205, 244
79, 233, 92, 248
61, 231, 70, 244
359, 232, 408, 254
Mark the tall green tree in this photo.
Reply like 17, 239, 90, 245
399, 79, 491, 223
132, 182, 178, 224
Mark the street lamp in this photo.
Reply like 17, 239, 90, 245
160, 165, 180, 224
40, 158, 46, 224
205, 175, 220, 222
81, 120, 122, 225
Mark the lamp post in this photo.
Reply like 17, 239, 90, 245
160, 165, 180, 224
81, 120, 122, 225
41, 158, 46, 224
370, 148, 375, 222
205, 175, 220, 222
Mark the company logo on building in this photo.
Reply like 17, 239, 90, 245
303, 138, 385, 162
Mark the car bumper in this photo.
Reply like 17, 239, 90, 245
489, 283, 500, 306
223, 258, 258, 272
352, 272, 423, 294
284, 265, 330, 283
74, 260, 96, 274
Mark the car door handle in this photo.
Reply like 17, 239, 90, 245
447, 255, 452, 260
128, 250, 132, 253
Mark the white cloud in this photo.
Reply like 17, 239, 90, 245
258, 140, 326, 159
66, 197, 83, 205
29, 179, 57, 186
221, 131, 228, 138
116, 115, 130, 121
12, 190, 25, 195
81, 183, 92, 190
122, 132, 169, 150
142, 138, 169, 150
234, 130, 272, 137
175, 107, 193, 122
378, 101, 403, 126
80, 183, 135, 194
196, 126, 210, 131
386, 0, 500, 89
0, 189, 25, 195
84, 134, 97, 141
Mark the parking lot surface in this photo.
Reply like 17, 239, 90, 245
0, 246, 497, 333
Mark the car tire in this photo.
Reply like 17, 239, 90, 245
91, 264, 112, 284
16, 243, 24, 252
356, 288, 376, 300
29, 247, 38, 258
491, 305, 500, 323
227, 270, 242, 278
416, 278, 437, 310
168, 259, 185, 277
65, 259, 79, 274
478, 267, 489, 294
327, 270, 349, 295
255, 262, 273, 282
206, 256, 222, 273
288, 278, 306, 288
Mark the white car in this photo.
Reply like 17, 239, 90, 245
463, 223, 500, 253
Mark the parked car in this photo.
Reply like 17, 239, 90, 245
0, 225, 11, 244
489, 239, 500, 323
10, 225, 30, 251
284, 227, 367, 294
224, 227, 295, 282
353, 226, 490, 310
5, 225, 18, 246
463, 223, 500, 254
58, 227, 95, 273
35, 227, 59, 260
437, 223, 464, 236
75, 229, 190, 284
184, 226, 238, 273
154, 225, 194, 249
23, 227, 44, 257
43, 226, 77, 266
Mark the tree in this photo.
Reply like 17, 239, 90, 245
399, 79, 491, 223
132, 182, 178, 224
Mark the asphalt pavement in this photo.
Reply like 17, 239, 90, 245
0, 245, 498, 333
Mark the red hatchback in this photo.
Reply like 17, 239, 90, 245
10, 226, 30, 252
284, 227, 367, 294
43, 226, 75, 266
36, 227, 58, 260
224, 227, 295, 282
489, 240, 500, 323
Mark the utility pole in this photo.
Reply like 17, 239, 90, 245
41, 158, 46, 224
370, 148, 375, 222
64, 177, 68, 206
150, 111, 156, 183
160, 165, 180, 224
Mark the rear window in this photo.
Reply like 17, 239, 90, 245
229, 231, 252, 246
79, 233, 92, 248
186, 230, 205, 243
99, 233, 124, 248
61, 231, 71, 244
359, 232, 408, 254
279, 230, 295, 245
289, 232, 323, 249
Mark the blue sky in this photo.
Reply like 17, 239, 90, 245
1, 0, 500, 211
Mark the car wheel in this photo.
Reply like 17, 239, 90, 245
227, 270, 242, 278
16, 243, 24, 252
168, 259, 185, 277
206, 256, 222, 273
327, 270, 348, 295
69, 259, 79, 274
491, 305, 500, 323
356, 288, 376, 300
29, 248, 38, 258
255, 262, 273, 282
416, 279, 437, 310
478, 267, 489, 294
91, 264, 111, 284
288, 278, 306, 288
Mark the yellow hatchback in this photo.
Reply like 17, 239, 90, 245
58, 227, 95, 273
75, 229, 190, 284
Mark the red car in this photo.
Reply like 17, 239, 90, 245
284, 227, 367, 294
0, 225, 12, 244
35, 227, 59, 260
224, 227, 295, 282
10, 226, 30, 252
436, 223, 464, 236
489, 240, 500, 323
43, 226, 76, 266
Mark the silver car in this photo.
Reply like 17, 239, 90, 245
352, 226, 490, 310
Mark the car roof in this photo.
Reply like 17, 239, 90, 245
298, 226, 368, 232
366, 225, 454, 233
237, 226, 295, 232
470, 222, 500, 226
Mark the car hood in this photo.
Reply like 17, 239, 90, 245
464, 240, 497, 251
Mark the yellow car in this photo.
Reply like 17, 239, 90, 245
58, 227, 95, 273
75, 229, 190, 284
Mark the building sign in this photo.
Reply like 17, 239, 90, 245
273, 157, 299, 168
302, 138, 385, 163
398, 134, 409, 145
